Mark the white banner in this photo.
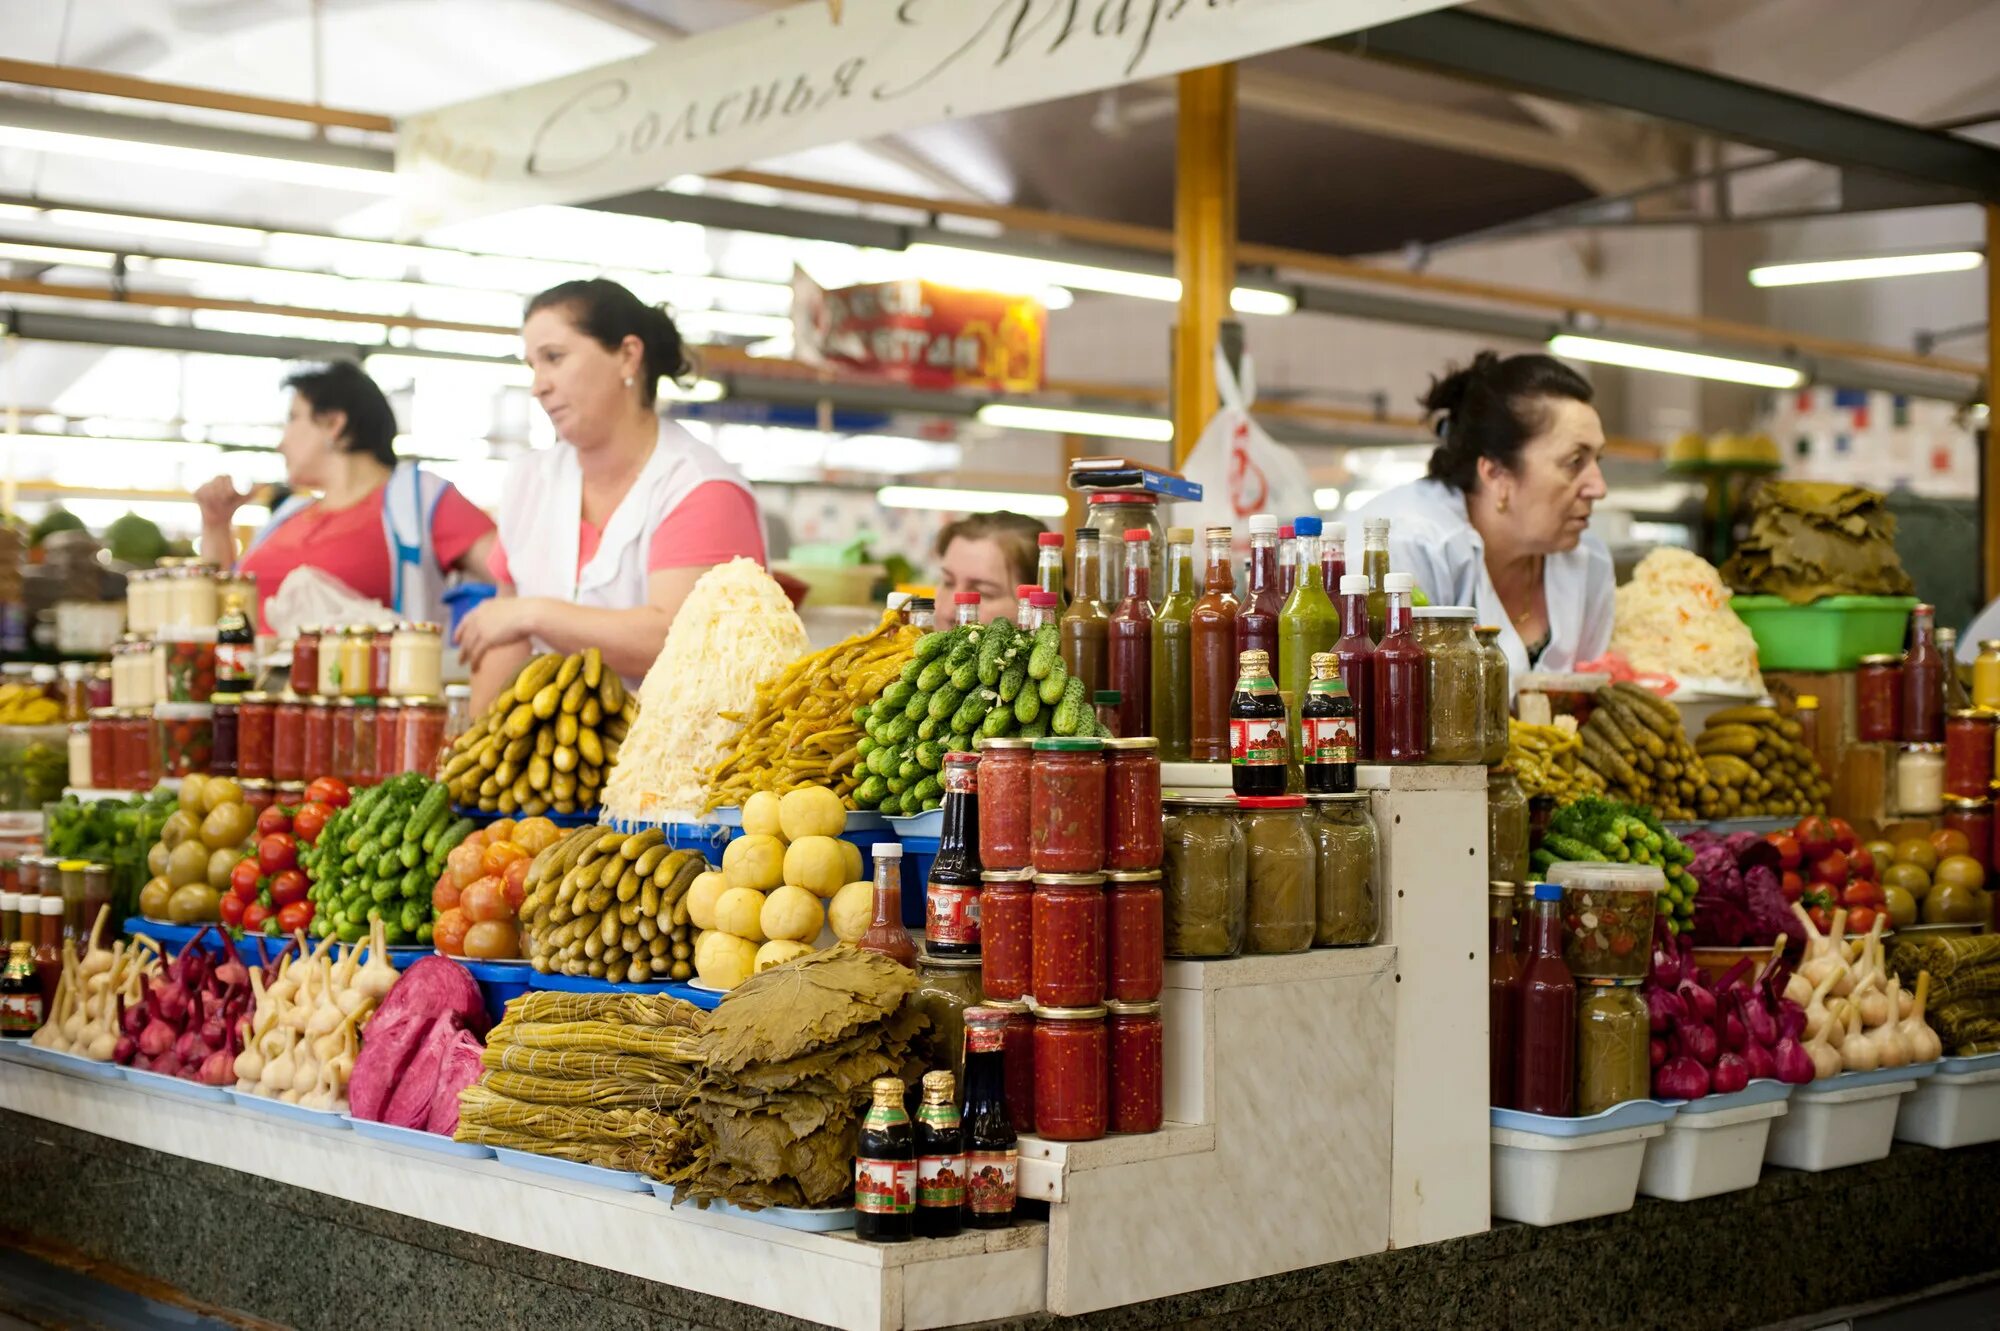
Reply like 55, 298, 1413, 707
397, 0, 1456, 233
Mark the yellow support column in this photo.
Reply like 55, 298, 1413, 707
1172, 64, 1238, 469
1986, 204, 2000, 598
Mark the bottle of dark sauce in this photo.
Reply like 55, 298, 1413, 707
1302, 651, 1358, 795
925, 753, 983, 957
854, 1076, 915, 1242
914, 1070, 966, 1238
1229, 649, 1287, 797
961, 1007, 1017, 1229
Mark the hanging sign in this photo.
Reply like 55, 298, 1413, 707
792, 269, 1046, 392
397, 0, 1456, 232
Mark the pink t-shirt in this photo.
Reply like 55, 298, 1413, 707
240, 483, 493, 633
488, 480, 766, 585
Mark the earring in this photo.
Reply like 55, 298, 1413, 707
623, 376, 634, 387
1498, 492, 1511, 514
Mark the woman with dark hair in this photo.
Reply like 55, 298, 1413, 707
457, 278, 771, 711
196, 360, 496, 633
936, 510, 1048, 624
1353, 351, 1613, 681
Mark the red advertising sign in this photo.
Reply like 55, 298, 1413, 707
792, 269, 1045, 393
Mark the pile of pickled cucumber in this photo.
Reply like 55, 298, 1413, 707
1508, 717, 1606, 803
519, 826, 705, 982
1694, 703, 1831, 819
1576, 684, 1718, 823
852, 619, 1107, 815
441, 649, 637, 816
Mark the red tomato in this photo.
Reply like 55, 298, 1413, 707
1843, 879, 1886, 910
432, 869, 462, 913
220, 893, 247, 928
1808, 848, 1850, 890
1846, 904, 1878, 935
269, 869, 309, 909
257, 832, 298, 876
305, 777, 351, 809
481, 840, 529, 877
1848, 847, 1876, 882
229, 857, 264, 903
293, 801, 333, 847
1807, 904, 1832, 935
461, 875, 509, 924
277, 900, 314, 935
1796, 816, 1836, 858
433, 907, 470, 956
1829, 818, 1857, 854
256, 805, 293, 838
1780, 870, 1804, 902
462, 918, 520, 960
1765, 833, 1802, 871
501, 856, 532, 911
243, 901, 272, 934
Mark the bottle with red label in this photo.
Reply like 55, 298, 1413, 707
214, 592, 255, 695
1302, 651, 1358, 795
914, 1070, 966, 1238
0, 941, 44, 1038
961, 1007, 1017, 1228
1229, 649, 1287, 797
926, 752, 984, 956
855, 1076, 916, 1242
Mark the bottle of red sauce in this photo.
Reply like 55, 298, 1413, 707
1235, 514, 1282, 664
1487, 882, 1522, 1108
1332, 573, 1376, 762
1371, 572, 1427, 763
1514, 882, 1576, 1116
1903, 603, 1946, 743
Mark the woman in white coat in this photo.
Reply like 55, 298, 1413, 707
457, 279, 771, 713
1355, 352, 1614, 685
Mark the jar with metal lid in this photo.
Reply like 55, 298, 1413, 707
1103, 737, 1162, 871
57, 663, 90, 723
980, 869, 1034, 1001
300, 696, 332, 780
1083, 491, 1165, 606
124, 570, 151, 636
1310, 793, 1379, 946
1897, 742, 1945, 815
444, 684, 474, 746
156, 704, 214, 779
337, 626, 373, 697
977, 738, 1033, 871
1105, 870, 1163, 1001
1975, 640, 2000, 715
1031, 738, 1105, 873
66, 721, 92, 790
85, 666, 111, 712
369, 626, 395, 698
1487, 767, 1529, 887
982, 998, 1037, 1135
1856, 655, 1903, 744
168, 564, 220, 629
1412, 607, 1483, 763
1032, 872, 1106, 1007
237, 692, 275, 782
398, 697, 447, 780
241, 780, 277, 815
57, 860, 88, 944
1944, 710, 1994, 800
912, 950, 984, 1089
116, 710, 156, 791
1237, 794, 1315, 954
1032, 1004, 1109, 1141
80, 863, 112, 933
374, 698, 402, 783
1942, 797, 1993, 873
1576, 980, 1649, 1116
290, 628, 321, 702
1473, 625, 1510, 765
331, 698, 358, 787
316, 628, 344, 698
389, 622, 444, 699
87, 710, 116, 791
1106, 999, 1163, 1133
272, 695, 307, 784
210, 696, 239, 779
1162, 794, 1245, 958
162, 631, 217, 704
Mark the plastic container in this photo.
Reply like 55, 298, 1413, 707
1727, 595, 1919, 672
442, 583, 498, 639
344, 1114, 496, 1159
1546, 861, 1662, 980
1638, 1081, 1790, 1201
1762, 1073, 1919, 1172
898, 833, 940, 930
458, 958, 534, 1028
1489, 1101, 1672, 1226
1893, 1053, 2000, 1149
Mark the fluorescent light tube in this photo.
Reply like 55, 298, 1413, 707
905, 243, 1289, 315
1749, 251, 1982, 287
42, 209, 266, 249
1313, 487, 1343, 510
877, 486, 1071, 518
976, 403, 1174, 442
0, 240, 117, 269
1230, 287, 1296, 316
0, 125, 396, 194
1548, 334, 1805, 389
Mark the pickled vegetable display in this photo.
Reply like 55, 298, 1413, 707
1575, 981, 1649, 1116
1546, 861, 1662, 980
1239, 795, 1314, 954
1309, 794, 1378, 946
1162, 796, 1246, 957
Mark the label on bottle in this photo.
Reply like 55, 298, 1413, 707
855, 1157, 916, 1215
1307, 715, 1359, 764
0, 989, 44, 1035
965, 1020, 1006, 1054
926, 881, 981, 947
917, 1152, 966, 1208
1229, 716, 1286, 766
943, 761, 978, 796
966, 1149, 1017, 1215
216, 642, 255, 684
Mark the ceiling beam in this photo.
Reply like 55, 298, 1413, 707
0, 57, 392, 132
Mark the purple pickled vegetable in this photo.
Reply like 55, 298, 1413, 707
1651, 1036, 1668, 1069
1655, 1055, 1712, 1100
1720, 1006, 1748, 1054
1744, 1043, 1777, 1082
1645, 985, 1683, 1033
113, 1034, 136, 1064
1678, 976, 1718, 1025
1776, 999, 1806, 1042
1773, 1037, 1816, 1085
427, 1029, 487, 1136
1741, 992, 1778, 1048
1711, 1052, 1751, 1095
1676, 1019, 1720, 1067
1651, 922, 1683, 987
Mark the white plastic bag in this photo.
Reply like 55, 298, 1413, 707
263, 565, 392, 642
1169, 348, 1320, 533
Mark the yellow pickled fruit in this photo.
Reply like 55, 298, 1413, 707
713, 886, 768, 941
695, 931, 758, 989
1883, 884, 1919, 930
167, 838, 212, 889
839, 839, 862, 885
1934, 854, 1986, 894
760, 884, 825, 943
138, 876, 171, 920
754, 939, 814, 973
829, 881, 872, 943
722, 834, 785, 891
178, 775, 208, 814
1923, 881, 1985, 925
741, 791, 783, 840
782, 836, 847, 897
202, 777, 244, 815
1882, 861, 1931, 899
778, 786, 846, 842
685, 871, 730, 932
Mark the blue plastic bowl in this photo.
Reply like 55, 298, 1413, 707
897, 833, 940, 930
442, 582, 497, 638
458, 958, 534, 1026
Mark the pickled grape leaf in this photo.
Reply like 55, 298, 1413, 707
1720, 481, 1913, 603
700, 945, 918, 1073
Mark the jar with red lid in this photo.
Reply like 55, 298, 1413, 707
1031, 738, 1106, 873
211, 697, 239, 779
370, 626, 394, 698
375, 699, 402, 782
977, 738, 1033, 871
1944, 710, 1994, 800
272, 695, 307, 783
331, 699, 357, 787
116, 710, 156, 791
302, 697, 333, 782
1943, 796, 1993, 873
989, 998, 1036, 1134
237, 692, 275, 782
1033, 1005, 1109, 1141
156, 705, 214, 779
398, 698, 446, 780
1105, 871, 1164, 1002
87, 710, 116, 791
1856, 655, 1902, 744
980, 869, 1034, 1001
352, 699, 379, 787
1104, 737, 1162, 871
1238, 794, 1315, 954
1106, 1000, 1163, 1133
1032, 872, 1105, 1007
290, 628, 320, 700
241, 780, 276, 814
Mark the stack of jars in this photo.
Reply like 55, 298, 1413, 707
976, 734, 1164, 1142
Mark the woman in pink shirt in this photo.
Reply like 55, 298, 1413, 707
458, 279, 771, 712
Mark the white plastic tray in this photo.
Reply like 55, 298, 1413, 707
1894, 1060, 2000, 1149
1639, 1084, 1790, 1201
1490, 1120, 1666, 1226
1763, 1075, 1915, 1172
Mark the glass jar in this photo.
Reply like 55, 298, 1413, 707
1576, 981, 1649, 1116
272, 695, 307, 784
237, 692, 275, 782
125, 570, 151, 637
57, 663, 90, 723
1412, 607, 1483, 763
389, 622, 444, 699
989, 998, 1036, 1134
978, 739, 1033, 872
210, 697, 239, 779
316, 628, 344, 699
1105, 871, 1163, 1002
1104, 738, 1162, 872
57, 860, 87, 943
1238, 794, 1315, 954
398, 697, 446, 780
277, 781, 308, 812
87, 711, 116, 792
66, 721, 92, 790
85, 667, 111, 713
375, 699, 402, 783
1856, 655, 1903, 744
1942, 797, 1993, 873
162, 631, 217, 703
912, 951, 984, 1089
291, 628, 321, 702
1161, 795, 1245, 958
241, 780, 276, 815
1032, 873, 1106, 1007
1106, 1000, 1164, 1134
1548, 861, 1662, 980
332, 699, 358, 788
168, 564, 219, 629
444, 684, 474, 747
1309, 793, 1379, 946
1897, 743, 1945, 815
370, 626, 395, 698
980, 869, 1034, 1002
352, 698, 380, 787
1473, 625, 1510, 766
1033, 1005, 1109, 1141
116, 710, 155, 792
156, 705, 214, 779
1031, 739, 1106, 873
1084, 491, 1164, 607
1944, 710, 1994, 800
302, 697, 334, 783
1975, 640, 2000, 715
337, 627, 373, 697
1488, 768, 1530, 887
81, 863, 112, 931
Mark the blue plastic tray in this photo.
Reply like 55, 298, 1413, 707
709, 806, 888, 834
1491, 1099, 1679, 1136
11, 1044, 124, 1082
1675, 1078, 1793, 1116
1795, 1061, 1942, 1095
344, 1114, 493, 1157
601, 816, 732, 854
452, 805, 602, 829
120, 1064, 233, 1103
524, 971, 723, 1010
646, 1181, 855, 1231
225, 1087, 353, 1128
457, 958, 534, 1026
492, 1145, 654, 1192
1939, 1051, 2000, 1077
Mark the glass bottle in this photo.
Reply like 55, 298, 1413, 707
1277, 524, 1298, 600
1107, 530, 1154, 740
1938, 627, 1970, 713
1060, 529, 1110, 698
906, 597, 936, 632
1279, 516, 1340, 790
215, 592, 255, 695
1036, 532, 1067, 615
1236, 514, 1281, 664
1229, 649, 1287, 797
1488, 883, 1522, 1109
1333, 573, 1377, 762
0, 940, 43, 1039
1904, 603, 1945, 743
1321, 521, 1347, 599
1515, 882, 1576, 1116
915, 1070, 966, 1239
961, 1007, 1018, 1229
1302, 653, 1358, 795
854, 1077, 916, 1242
1025, 591, 1059, 630
1188, 526, 1240, 764
1372, 573, 1428, 763
952, 591, 981, 629
1362, 518, 1392, 642
1012, 585, 1038, 633
859, 846, 918, 967
925, 753, 984, 957
1152, 526, 1196, 762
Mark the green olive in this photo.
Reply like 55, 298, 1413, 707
167, 839, 211, 889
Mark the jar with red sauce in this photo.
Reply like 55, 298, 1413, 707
277, 781, 308, 813
1944, 709, 1995, 800
1032, 872, 1106, 1007
399, 698, 446, 780
241, 780, 277, 815
980, 869, 1034, 1001
1032, 1004, 1109, 1141
1106, 999, 1164, 1134
1104, 870, 1164, 1002
302, 697, 333, 782
211, 697, 239, 779
1103, 737, 1162, 871
977, 738, 1033, 871
375, 699, 402, 783
352, 699, 379, 787
116, 710, 156, 791
1031, 738, 1106, 874
87, 710, 116, 791
290, 628, 320, 700
370, 626, 394, 698
155, 704, 213, 779
237, 692, 275, 782
988, 998, 1036, 1135
272, 695, 307, 783
331, 699, 357, 787
1942, 796, 1993, 872
1856, 655, 1902, 744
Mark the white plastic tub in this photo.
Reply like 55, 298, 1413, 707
1638, 1082, 1790, 1201
1895, 1054, 2000, 1149
1490, 1101, 1674, 1226
1763, 1074, 1915, 1172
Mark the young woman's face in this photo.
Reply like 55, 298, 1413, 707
277, 391, 342, 489
938, 536, 1021, 624
1480, 397, 1608, 554
522, 306, 645, 449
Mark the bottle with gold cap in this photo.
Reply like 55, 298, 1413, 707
215, 591, 256, 695
1229, 649, 1287, 797
854, 1076, 915, 1242
914, 1069, 965, 1238
0, 940, 45, 1038
1302, 651, 1358, 795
